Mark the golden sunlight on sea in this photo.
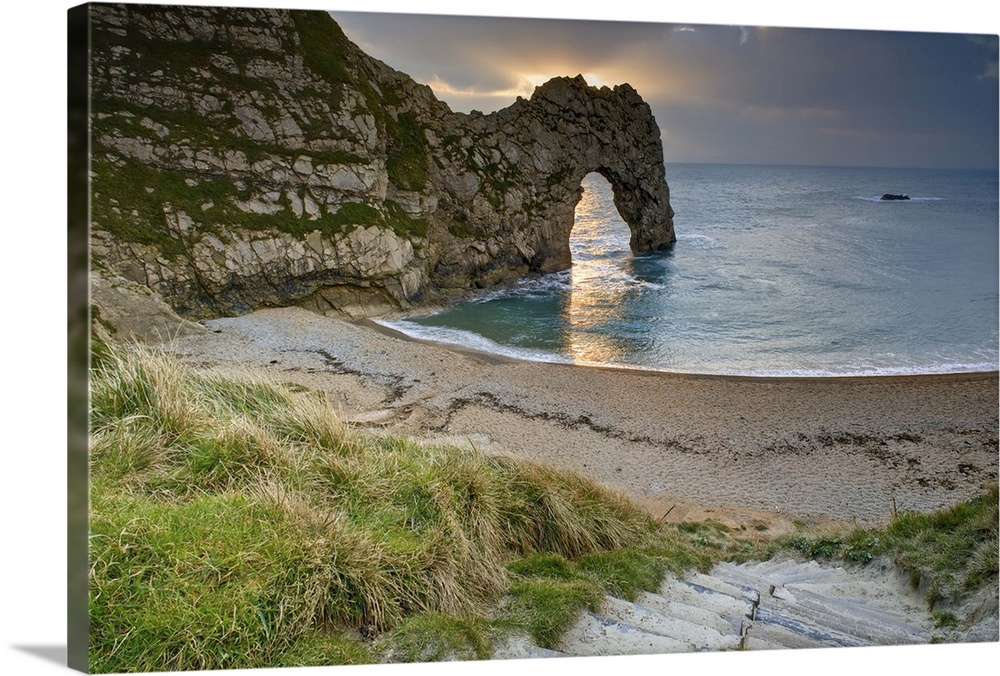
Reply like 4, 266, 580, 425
564, 184, 630, 365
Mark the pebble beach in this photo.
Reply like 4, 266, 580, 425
167, 306, 999, 530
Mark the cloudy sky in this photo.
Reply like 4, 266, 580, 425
330, 5, 998, 169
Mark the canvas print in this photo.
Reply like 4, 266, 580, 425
72, 1, 999, 673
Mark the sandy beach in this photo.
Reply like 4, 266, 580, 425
166, 306, 998, 531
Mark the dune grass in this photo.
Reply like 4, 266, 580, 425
781, 484, 999, 610
883, 484, 998, 606
91, 343, 725, 671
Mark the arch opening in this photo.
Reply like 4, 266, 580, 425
563, 171, 636, 364
570, 171, 633, 268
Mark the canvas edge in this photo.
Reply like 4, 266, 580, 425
68, 2, 92, 673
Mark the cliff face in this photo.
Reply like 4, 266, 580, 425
88, 3, 675, 319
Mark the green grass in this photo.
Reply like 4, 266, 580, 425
932, 611, 959, 629
290, 9, 356, 92
90, 151, 428, 256
88, 344, 666, 671
545, 165, 575, 188
290, 9, 428, 192
89, 492, 324, 672
779, 485, 999, 608
882, 485, 998, 606
577, 549, 668, 601
506, 575, 604, 649
384, 111, 429, 191
90, 6, 430, 261
377, 613, 516, 662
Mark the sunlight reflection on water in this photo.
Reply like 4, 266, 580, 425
386, 165, 998, 376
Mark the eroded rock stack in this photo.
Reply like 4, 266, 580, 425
88, 4, 674, 319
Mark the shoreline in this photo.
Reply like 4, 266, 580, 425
362, 315, 1000, 385
167, 306, 1000, 530
366, 316, 1000, 384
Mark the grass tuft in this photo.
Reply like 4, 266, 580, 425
506, 577, 604, 649
377, 613, 515, 662
577, 549, 666, 601
88, 343, 661, 671
777, 484, 998, 610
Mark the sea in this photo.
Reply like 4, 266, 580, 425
380, 164, 999, 377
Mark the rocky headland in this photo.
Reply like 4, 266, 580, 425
88, 3, 674, 324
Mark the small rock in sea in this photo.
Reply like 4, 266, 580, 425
880, 193, 910, 201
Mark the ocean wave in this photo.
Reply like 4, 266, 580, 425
574, 270, 668, 293
375, 319, 573, 365
677, 233, 722, 248
706, 361, 999, 378
383, 167, 994, 379
379, 315, 998, 378
457, 272, 573, 305
603, 358, 996, 379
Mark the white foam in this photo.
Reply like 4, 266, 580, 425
377, 315, 998, 378
677, 233, 721, 248
451, 272, 573, 306
375, 319, 574, 365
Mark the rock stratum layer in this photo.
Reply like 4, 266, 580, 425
88, 3, 675, 319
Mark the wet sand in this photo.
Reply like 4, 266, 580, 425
167, 306, 998, 530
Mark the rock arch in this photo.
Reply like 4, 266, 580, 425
428, 74, 676, 286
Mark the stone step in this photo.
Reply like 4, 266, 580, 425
598, 596, 742, 651
501, 558, 937, 658
773, 566, 854, 585
742, 620, 847, 650
713, 560, 858, 596
657, 575, 754, 625
682, 571, 761, 604
780, 587, 931, 643
712, 561, 794, 594
557, 611, 693, 657
781, 581, 873, 608
634, 590, 744, 636
744, 558, 809, 578
752, 603, 872, 648
783, 580, 917, 617
754, 590, 928, 648
786, 574, 926, 614
742, 558, 856, 584
492, 636, 566, 660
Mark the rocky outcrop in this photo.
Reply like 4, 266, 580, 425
88, 4, 674, 319
427, 75, 675, 287
89, 269, 209, 344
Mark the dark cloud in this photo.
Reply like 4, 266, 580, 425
334, 13, 672, 96
332, 9, 998, 168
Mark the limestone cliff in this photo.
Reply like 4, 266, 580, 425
88, 3, 675, 320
